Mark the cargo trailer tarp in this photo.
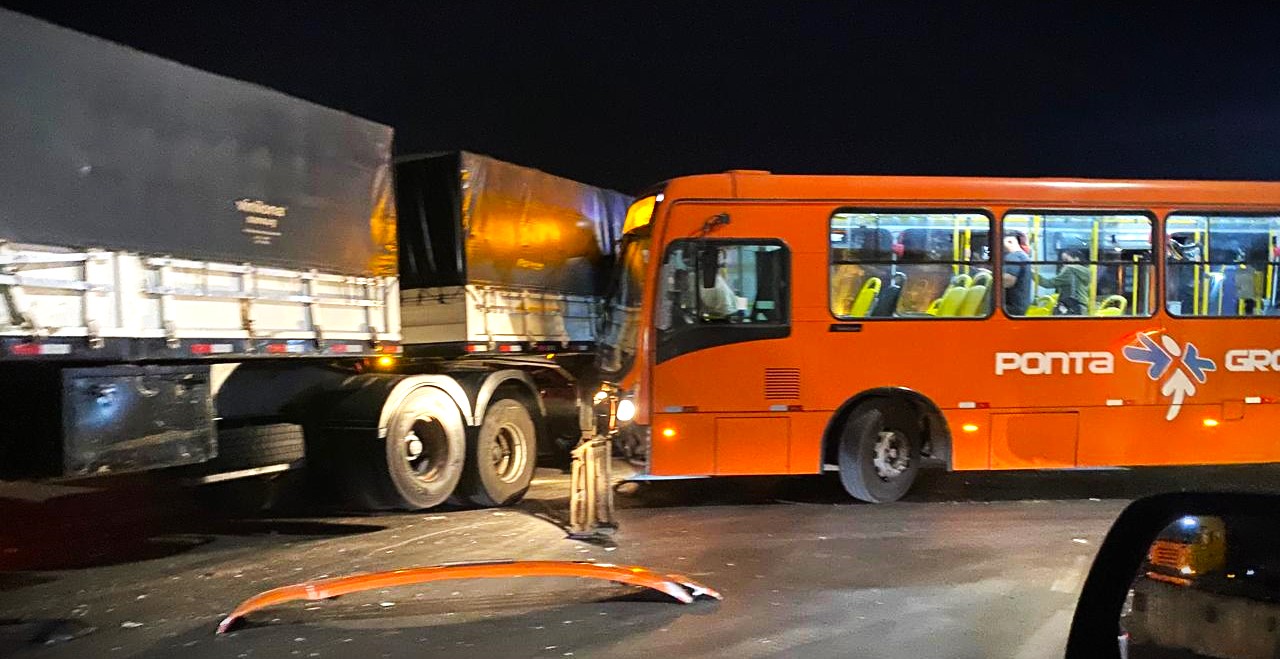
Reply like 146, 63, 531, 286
395, 152, 631, 296
0, 8, 395, 276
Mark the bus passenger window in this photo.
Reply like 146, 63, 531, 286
1166, 214, 1280, 317
828, 211, 992, 319
1002, 213, 1155, 318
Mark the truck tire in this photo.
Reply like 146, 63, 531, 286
837, 400, 921, 503
211, 423, 306, 471
346, 386, 466, 511
460, 398, 537, 507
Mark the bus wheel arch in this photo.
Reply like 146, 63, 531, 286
822, 388, 952, 473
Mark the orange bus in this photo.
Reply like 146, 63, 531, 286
596, 172, 1280, 502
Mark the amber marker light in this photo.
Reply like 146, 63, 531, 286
661, 428, 677, 439
961, 424, 979, 433
1202, 418, 1220, 428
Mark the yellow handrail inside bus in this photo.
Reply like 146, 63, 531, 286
1216, 266, 1226, 316
1192, 229, 1203, 315
952, 223, 960, 276
1028, 215, 1041, 284
1089, 218, 1100, 312
1203, 229, 1212, 315
1031, 216, 1041, 254
1268, 229, 1276, 308
1131, 254, 1140, 315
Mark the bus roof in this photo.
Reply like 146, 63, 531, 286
660, 171, 1280, 209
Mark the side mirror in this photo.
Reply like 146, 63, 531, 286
1067, 493, 1280, 659
699, 250, 718, 289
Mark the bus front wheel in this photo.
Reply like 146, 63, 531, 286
837, 400, 921, 503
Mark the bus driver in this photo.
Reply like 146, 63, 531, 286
699, 248, 741, 320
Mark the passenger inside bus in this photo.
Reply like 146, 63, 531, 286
1033, 249, 1090, 315
1166, 215, 1280, 316
1166, 235, 1201, 314
1002, 213, 1155, 317
1001, 231, 1032, 316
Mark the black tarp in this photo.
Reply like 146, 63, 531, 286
395, 152, 631, 295
0, 9, 395, 275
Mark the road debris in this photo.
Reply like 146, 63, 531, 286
215, 560, 722, 634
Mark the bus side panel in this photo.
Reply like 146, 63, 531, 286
714, 416, 789, 474
943, 409, 990, 470
989, 411, 1078, 469
649, 412, 715, 476
1076, 403, 1280, 467
788, 411, 829, 474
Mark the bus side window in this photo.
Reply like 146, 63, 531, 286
1002, 213, 1155, 318
829, 211, 991, 319
1167, 214, 1280, 317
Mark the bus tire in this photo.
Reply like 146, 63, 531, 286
346, 386, 466, 511
460, 398, 536, 507
837, 400, 921, 503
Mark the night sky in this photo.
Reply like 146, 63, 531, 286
4, 2, 1280, 193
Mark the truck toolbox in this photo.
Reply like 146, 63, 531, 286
0, 364, 215, 478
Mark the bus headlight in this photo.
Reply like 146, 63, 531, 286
616, 398, 637, 422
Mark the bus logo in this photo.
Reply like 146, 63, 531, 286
1122, 334, 1217, 421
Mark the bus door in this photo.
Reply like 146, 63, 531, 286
650, 218, 794, 476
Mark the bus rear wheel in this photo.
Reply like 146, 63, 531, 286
837, 400, 921, 503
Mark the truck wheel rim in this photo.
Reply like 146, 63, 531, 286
492, 423, 528, 484
872, 430, 909, 481
404, 418, 448, 482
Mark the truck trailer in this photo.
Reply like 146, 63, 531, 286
0, 9, 630, 510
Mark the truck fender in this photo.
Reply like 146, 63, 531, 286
473, 370, 546, 423
378, 375, 475, 431
305, 373, 475, 433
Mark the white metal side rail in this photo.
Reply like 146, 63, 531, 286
0, 243, 401, 360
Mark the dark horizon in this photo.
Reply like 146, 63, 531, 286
4, 2, 1280, 193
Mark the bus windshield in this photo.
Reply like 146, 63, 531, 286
598, 232, 649, 377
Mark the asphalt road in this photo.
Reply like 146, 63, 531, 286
4, 464, 1280, 658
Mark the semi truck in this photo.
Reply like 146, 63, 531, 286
0, 9, 630, 510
